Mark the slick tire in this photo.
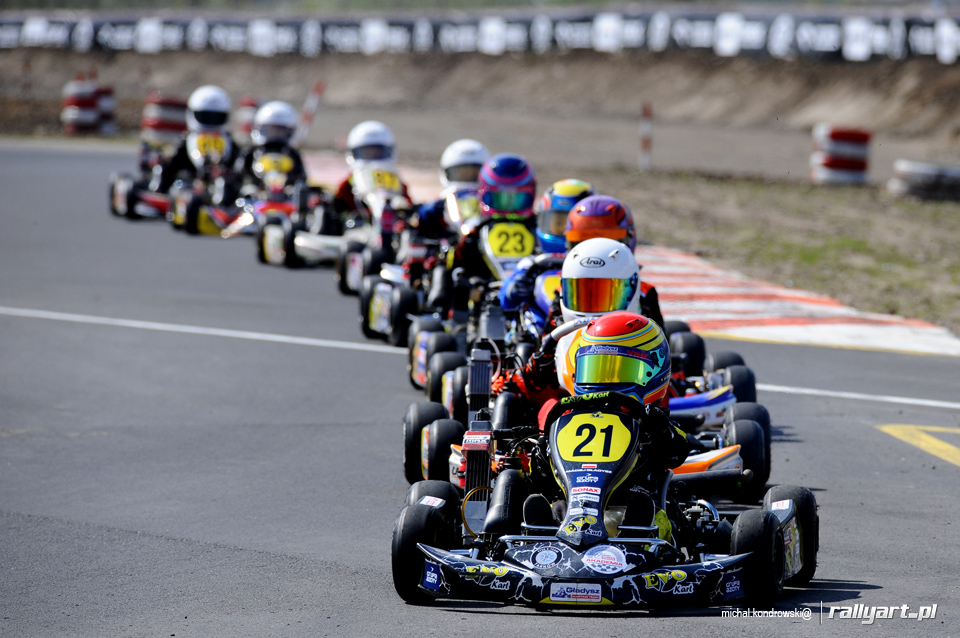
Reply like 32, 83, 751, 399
730, 509, 785, 608
407, 318, 446, 390
256, 217, 281, 264
726, 403, 772, 481
704, 351, 746, 373
391, 504, 451, 605
283, 219, 307, 269
449, 366, 469, 426
727, 419, 768, 502
669, 330, 706, 378
360, 275, 387, 341
427, 352, 467, 404
362, 247, 389, 279
763, 485, 818, 586
184, 195, 202, 235
425, 419, 465, 482
724, 365, 757, 403
663, 320, 691, 337
402, 402, 449, 484
405, 480, 462, 531
389, 287, 419, 348
336, 241, 364, 296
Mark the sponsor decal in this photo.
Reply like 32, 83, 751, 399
721, 572, 743, 600
563, 515, 598, 535
771, 499, 791, 510
570, 486, 601, 495
589, 344, 619, 354
490, 579, 511, 591
581, 463, 597, 469
462, 434, 492, 446
466, 564, 509, 577
584, 507, 599, 516
534, 549, 560, 566
417, 496, 445, 508
675, 583, 694, 594
549, 582, 603, 603
423, 562, 440, 591
582, 545, 627, 575
641, 568, 688, 592
574, 494, 600, 503
573, 472, 601, 484
579, 256, 606, 268
567, 507, 584, 517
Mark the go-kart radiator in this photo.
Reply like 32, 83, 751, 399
467, 348, 492, 424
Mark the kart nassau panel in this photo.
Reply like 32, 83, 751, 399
668, 386, 736, 427
418, 544, 749, 607
367, 279, 395, 335
767, 498, 806, 581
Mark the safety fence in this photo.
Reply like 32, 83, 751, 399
5, 10, 960, 63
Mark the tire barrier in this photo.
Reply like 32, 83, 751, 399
809, 124, 870, 185
886, 159, 960, 201
95, 83, 116, 135
60, 72, 100, 135
234, 95, 259, 147
140, 91, 187, 147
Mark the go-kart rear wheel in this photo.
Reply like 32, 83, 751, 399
425, 419, 464, 482
389, 287, 419, 348
360, 275, 388, 340
184, 195, 202, 235
256, 217, 281, 264
763, 485, 818, 586
727, 419, 768, 502
283, 219, 307, 269
402, 402, 449, 484
449, 366, 469, 426
405, 480, 462, 529
704, 351, 746, 373
723, 365, 757, 403
726, 403, 772, 481
669, 330, 706, 378
336, 241, 364, 296
663, 320, 691, 337
407, 318, 446, 390
392, 504, 452, 605
427, 351, 467, 404
730, 509, 785, 608
362, 246, 389, 279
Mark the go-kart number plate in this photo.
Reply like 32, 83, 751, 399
196, 133, 226, 157
372, 170, 401, 192
256, 154, 294, 174
488, 223, 535, 258
556, 412, 633, 463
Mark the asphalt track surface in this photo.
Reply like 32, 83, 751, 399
1, 140, 959, 637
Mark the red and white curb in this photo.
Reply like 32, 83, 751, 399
637, 245, 960, 356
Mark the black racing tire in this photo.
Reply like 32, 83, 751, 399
730, 509, 785, 608
108, 180, 122, 217
391, 504, 451, 605
317, 205, 343, 236
726, 403, 772, 481
491, 392, 524, 432
425, 419, 465, 482
763, 485, 819, 586
663, 320, 691, 337
669, 330, 706, 378
362, 246, 389, 279
723, 365, 757, 403
704, 351, 746, 373
449, 366, 469, 426
402, 402, 449, 484
389, 286, 419, 348
360, 275, 387, 340
407, 318, 446, 390
480, 469, 528, 537
336, 241, 364, 296
184, 194, 202, 235
283, 219, 307, 269
256, 216, 282, 264
405, 480, 462, 532
426, 351, 467, 404
727, 419, 768, 502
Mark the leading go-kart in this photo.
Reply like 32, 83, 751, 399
392, 391, 818, 609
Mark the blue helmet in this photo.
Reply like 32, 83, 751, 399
477, 153, 537, 218
536, 179, 595, 254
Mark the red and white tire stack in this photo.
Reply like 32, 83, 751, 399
140, 91, 188, 147
60, 73, 100, 135
809, 124, 871, 185
234, 95, 260, 146
95, 84, 116, 136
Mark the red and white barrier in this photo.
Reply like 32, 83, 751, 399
140, 91, 188, 147
234, 95, 260, 146
95, 84, 116, 136
809, 123, 871, 185
639, 102, 653, 171
60, 72, 100, 135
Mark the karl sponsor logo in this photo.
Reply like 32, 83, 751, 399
579, 256, 606, 268
641, 569, 688, 592
489, 579, 511, 591
828, 604, 938, 625
675, 583, 694, 595
550, 582, 603, 603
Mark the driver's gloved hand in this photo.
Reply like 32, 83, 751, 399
509, 272, 535, 301
524, 351, 558, 391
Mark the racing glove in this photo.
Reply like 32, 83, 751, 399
524, 351, 559, 392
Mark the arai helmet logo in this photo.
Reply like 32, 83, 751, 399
579, 256, 606, 268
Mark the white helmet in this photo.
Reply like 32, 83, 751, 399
560, 237, 640, 323
439, 139, 490, 188
346, 120, 395, 165
252, 101, 298, 146
186, 85, 231, 133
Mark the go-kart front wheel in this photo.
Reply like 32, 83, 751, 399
670, 330, 706, 379
726, 402, 772, 480
426, 351, 467, 403
727, 419, 768, 502
402, 402, 449, 484
184, 195, 203, 235
336, 241, 364, 296
704, 351, 746, 373
724, 365, 757, 403
425, 419, 464, 482
763, 485, 818, 586
391, 504, 453, 605
730, 509, 785, 608
388, 287, 419, 348
283, 219, 307, 269
360, 275, 387, 340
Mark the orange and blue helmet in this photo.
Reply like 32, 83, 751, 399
573, 311, 670, 405
477, 153, 536, 218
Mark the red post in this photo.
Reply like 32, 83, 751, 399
639, 102, 653, 171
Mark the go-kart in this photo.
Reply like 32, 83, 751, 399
391, 391, 818, 608
167, 131, 242, 236
108, 141, 175, 220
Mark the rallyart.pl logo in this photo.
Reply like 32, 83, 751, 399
722, 603, 940, 625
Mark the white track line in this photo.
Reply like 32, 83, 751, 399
0, 306, 405, 355
758, 383, 960, 411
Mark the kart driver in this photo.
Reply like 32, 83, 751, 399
332, 120, 411, 215
234, 100, 308, 193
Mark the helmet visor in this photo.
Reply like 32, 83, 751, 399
566, 226, 627, 246
575, 345, 660, 387
352, 144, 394, 161
193, 110, 228, 127
255, 124, 294, 144
445, 164, 482, 184
561, 276, 637, 314
481, 189, 535, 213
538, 209, 569, 237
